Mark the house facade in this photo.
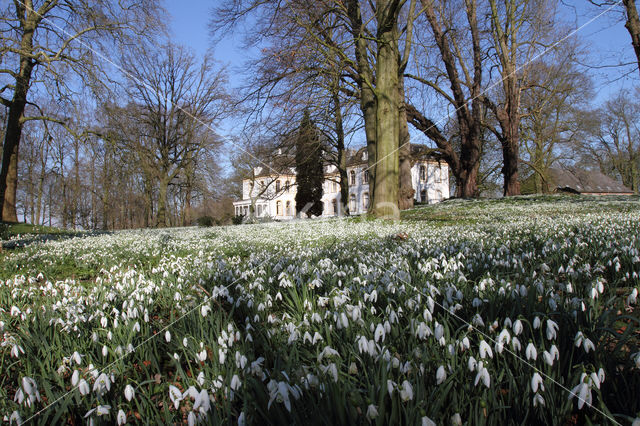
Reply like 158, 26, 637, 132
233, 146, 449, 219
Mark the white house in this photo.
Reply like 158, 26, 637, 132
233, 146, 449, 219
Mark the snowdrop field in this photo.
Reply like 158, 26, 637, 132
1, 196, 639, 425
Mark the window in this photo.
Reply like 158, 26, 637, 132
419, 165, 426, 182
276, 201, 282, 216
363, 192, 369, 210
350, 170, 356, 186
276, 180, 281, 192
257, 205, 263, 216
286, 201, 292, 216
332, 199, 337, 215
363, 170, 369, 184
285, 180, 290, 192
420, 189, 427, 203
243, 206, 248, 215
349, 194, 356, 212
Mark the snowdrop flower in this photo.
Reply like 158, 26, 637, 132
165, 331, 171, 342
78, 379, 90, 395
533, 317, 541, 329
169, 385, 183, 410
72, 351, 83, 365
400, 380, 414, 401
422, 417, 436, 426
366, 404, 379, 420
569, 377, 592, 409
132, 321, 140, 332
436, 365, 446, 385
124, 384, 135, 402
318, 346, 340, 362
197, 350, 207, 362
93, 373, 111, 396
374, 323, 385, 343
201, 305, 211, 317
479, 340, 493, 359
238, 412, 246, 426
183, 337, 189, 347
468, 356, 477, 372
525, 342, 537, 360
451, 413, 462, 425
583, 338, 595, 353
193, 389, 211, 414
230, 374, 242, 391
546, 320, 558, 340
267, 380, 301, 412
117, 409, 126, 425
533, 393, 545, 407
71, 370, 80, 386
387, 379, 396, 397
474, 363, 490, 388
531, 372, 544, 393
513, 319, 523, 336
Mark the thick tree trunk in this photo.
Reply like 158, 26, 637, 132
373, 7, 400, 219
623, 0, 640, 80
347, 0, 377, 203
501, 83, 521, 196
397, 78, 414, 210
0, 22, 36, 222
157, 177, 170, 227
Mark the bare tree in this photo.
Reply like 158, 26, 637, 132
112, 43, 228, 227
0, 0, 163, 222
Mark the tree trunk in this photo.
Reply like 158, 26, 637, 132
373, 5, 400, 219
0, 23, 36, 222
623, 0, 640, 80
347, 0, 377, 203
157, 177, 170, 227
397, 78, 414, 210
502, 83, 521, 196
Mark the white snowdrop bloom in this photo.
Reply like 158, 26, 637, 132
533, 317, 541, 329
132, 321, 140, 332
525, 343, 537, 360
542, 351, 554, 366
165, 330, 171, 342
194, 389, 211, 414
230, 374, 242, 391
583, 338, 595, 353
10, 344, 25, 358
219, 349, 226, 364
173, 353, 180, 361
400, 380, 413, 401
422, 416, 437, 426
78, 379, 90, 395
451, 413, 462, 425
513, 319, 523, 336
72, 351, 83, 365
100, 317, 108, 328
468, 356, 477, 372
436, 365, 446, 385
474, 364, 490, 388
471, 314, 484, 327
183, 337, 189, 347
197, 350, 207, 362
374, 323, 385, 343
187, 411, 196, 426
124, 384, 135, 402
627, 288, 638, 305
497, 329, 510, 345
201, 305, 211, 317
569, 380, 592, 410
235, 352, 248, 369
9, 411, 21, 425
546, 320, 558, 340
93, 373, 111, 396
366, 404, 379, 420
434, 323, 444, 340
531, 372, 544, 393
107, 331, 113, 340
169, 385, 183, 410
117, 409, 126, 425
479, 340, 493, 359
533, 393, 545, 407
387, 379, 396, 397
318, 346, 340, 362
71, 370, 80, 386
461, 336, 470, 351
101, 345, 108, 357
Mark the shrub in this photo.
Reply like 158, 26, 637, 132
196, 216, 215, 227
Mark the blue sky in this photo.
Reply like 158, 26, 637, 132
163, 0, 638, 166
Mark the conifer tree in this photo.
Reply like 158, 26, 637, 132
295, 111, 324, 217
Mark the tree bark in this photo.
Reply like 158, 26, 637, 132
373, 1, 400, 219
397, 78, 414, 210
623, 0, 640, 80
157, 176, 170, 227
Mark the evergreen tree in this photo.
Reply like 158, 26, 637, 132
295, 110, 324, 217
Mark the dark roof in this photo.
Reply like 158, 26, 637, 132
524, 167, 633, 194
